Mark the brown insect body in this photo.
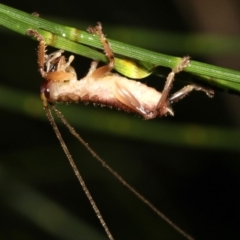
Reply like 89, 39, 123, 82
41, 59, 170, 120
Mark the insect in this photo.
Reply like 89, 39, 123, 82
28, 23, 213, 120
26, 23, 214, 240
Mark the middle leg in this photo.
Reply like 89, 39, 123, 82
87, 22, 115, 79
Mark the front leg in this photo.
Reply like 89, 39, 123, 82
27, 29, 46, 78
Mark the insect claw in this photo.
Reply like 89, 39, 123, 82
26, 29, 44, 42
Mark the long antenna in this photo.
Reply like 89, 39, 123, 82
51, 105, 194, 240
44, 105, 114, 240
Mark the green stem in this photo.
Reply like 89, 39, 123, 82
0, 3, 240, 92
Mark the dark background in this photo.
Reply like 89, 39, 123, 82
0, 0, 240, 239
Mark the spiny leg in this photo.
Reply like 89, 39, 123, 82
156, 56, 191, 116
27, 29, 46, 78
27, 30, 74, 76
27, 29, 61, 75
156, 56, 214, 116
87, 22, 115, 78
169, 84, 214, 103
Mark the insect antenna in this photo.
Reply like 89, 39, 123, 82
44, 104, 115, 240
51, 104, 194, 240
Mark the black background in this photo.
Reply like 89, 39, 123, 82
0, 1, 240, 239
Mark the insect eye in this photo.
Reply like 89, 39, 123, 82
44, 87, 50, 99
40, 84, 50, 99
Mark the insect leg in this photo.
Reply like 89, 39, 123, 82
169, 84, 214, 103
85, 61, 99, 77
87, 22, 115, 78
27, 30, 46, 78
156, 57, 190, 116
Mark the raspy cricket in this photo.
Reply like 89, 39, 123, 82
2, 3, 240, 240
25, 22, 215, 240
28, 23, 213, 120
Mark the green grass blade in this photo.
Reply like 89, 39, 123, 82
1, 3, 240, 92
